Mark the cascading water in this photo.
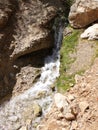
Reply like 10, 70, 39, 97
0, 18, 64, 130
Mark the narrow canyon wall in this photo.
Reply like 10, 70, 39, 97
0, 0, 65, 99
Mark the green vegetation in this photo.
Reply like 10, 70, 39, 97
95, 40, 98, 57
60, 29, 80, 70
56, 28, 81, 92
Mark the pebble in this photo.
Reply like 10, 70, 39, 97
36, 91, 46, 99
67, 94, 75, 101
71, 121, 78, 129
26, 119, 32, 126
19, 126, 27, 130
79, 101, 89, 113
71, 104, 79, 116
62, 128, 66, 130
8, 116, 18, 122
65, 113, 75, 121
57, 113, 64, 120
33, 103, 42, 117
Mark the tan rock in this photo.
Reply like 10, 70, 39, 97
62, 128, 66, 130
57, 113, 65, 120
75, 74, 82, 84
8, 116, 18, 122
81, 24, 98, 40
79, 101, 89, 113
54, 93, 68, 111
71, 121, 78, 129
69, 0, 98, 28
65, 112, 76, 121
13, 67, 41, 96
19, 126, 27, 130
71, 104, 79, 116
33, 103, 42, 117
36, 91, 46, 99
67, 94, 75, 101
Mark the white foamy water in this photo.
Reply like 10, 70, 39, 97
0, 22, 64, 130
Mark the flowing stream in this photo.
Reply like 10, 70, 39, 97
0, 19, 64, 130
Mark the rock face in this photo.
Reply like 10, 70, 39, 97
11, 0, 59, 59
0, 0, 65, 99
81, 24, 98, 40
69, 0, 98, 28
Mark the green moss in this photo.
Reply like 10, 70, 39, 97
56, 29, 81, 92
61, 29, 80, 68
76, 69, 85, 76
57, 74, 75, 92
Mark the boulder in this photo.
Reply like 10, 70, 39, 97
69, 0, 98, 28
81, 24, 98, 40
54, 93, 68, 111
65, 112, 76, 121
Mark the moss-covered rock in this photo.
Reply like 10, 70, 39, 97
56, 26, 98, 92
33, 103, 42, 117
56, 28, 80, 92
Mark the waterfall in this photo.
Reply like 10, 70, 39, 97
0, 18, 64, 130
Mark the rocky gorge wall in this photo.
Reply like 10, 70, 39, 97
0, 0, 66, 99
